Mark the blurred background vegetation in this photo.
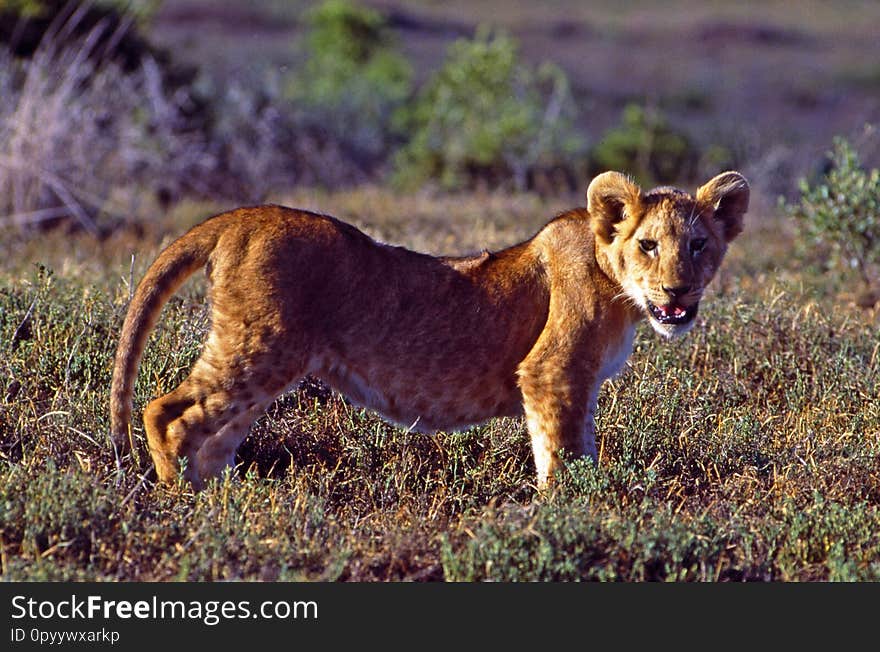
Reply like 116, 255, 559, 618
1, 0, 879, 221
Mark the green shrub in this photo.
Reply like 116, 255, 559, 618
591, 103, 695, 186
288, 0, 412, 161
393, 27, 583, 191
785, 136, 880, 291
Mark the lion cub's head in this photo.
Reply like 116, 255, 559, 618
588, 170, 749, 338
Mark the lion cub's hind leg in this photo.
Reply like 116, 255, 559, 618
143, 340, 303, 489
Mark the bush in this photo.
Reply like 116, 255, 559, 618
393, 27, 584, 192
287, 0, 413, 165
591, 103, 696, 186
786, 136, 880, 293
207, 73, 369, 203
0, 33, 210, 233
0, 2, 216, 231
0, 0, 387, 230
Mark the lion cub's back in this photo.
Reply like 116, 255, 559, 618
201, 205, 539, 431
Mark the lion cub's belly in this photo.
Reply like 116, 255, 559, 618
312, 357, 522, 433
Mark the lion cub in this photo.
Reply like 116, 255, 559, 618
111, 171, 748, 489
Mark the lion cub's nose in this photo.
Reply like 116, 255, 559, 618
662, 285, 692, 299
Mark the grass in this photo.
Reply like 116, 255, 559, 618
1, 187, 879, 581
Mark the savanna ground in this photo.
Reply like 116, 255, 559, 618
3, 187, 879, 581
1, 0, 879, 581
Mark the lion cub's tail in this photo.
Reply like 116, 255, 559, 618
109, 218, 222, 453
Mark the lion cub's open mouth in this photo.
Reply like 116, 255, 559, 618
646, 300, 698, 326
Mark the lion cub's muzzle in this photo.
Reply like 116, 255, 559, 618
645, 299, 699, 326
645, 283, 702, 328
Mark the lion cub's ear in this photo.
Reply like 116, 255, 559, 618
587, 171, 643, 244
696, 171, 750, 243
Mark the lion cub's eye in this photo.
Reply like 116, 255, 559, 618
639, 239, 658, 254
690, 238, 707, 255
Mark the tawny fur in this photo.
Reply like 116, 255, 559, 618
110, 171, 748, 489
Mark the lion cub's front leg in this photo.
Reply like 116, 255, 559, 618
518, 361, 597, 488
